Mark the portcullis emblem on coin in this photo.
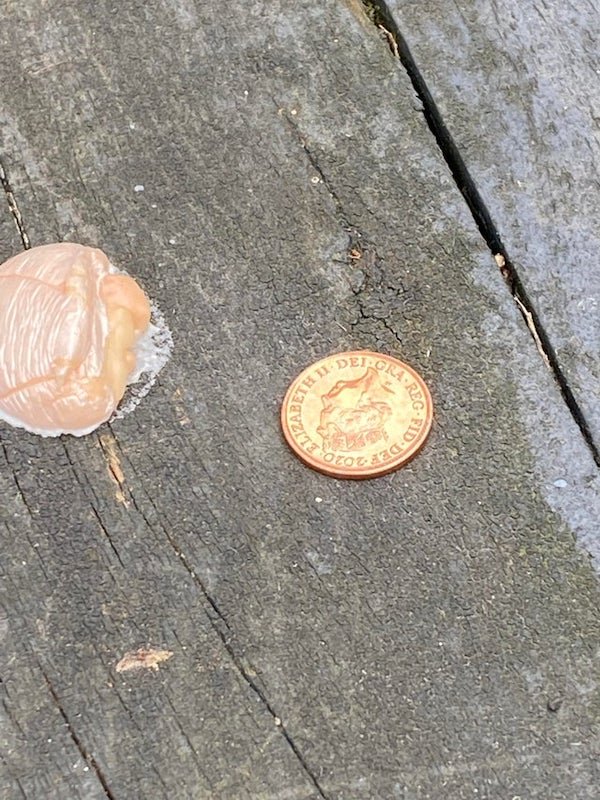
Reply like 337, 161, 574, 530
281, 351, 433, 479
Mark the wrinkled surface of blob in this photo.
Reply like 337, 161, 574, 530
0, 243, 151, 436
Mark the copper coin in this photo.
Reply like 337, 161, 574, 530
281, 350, 433, 479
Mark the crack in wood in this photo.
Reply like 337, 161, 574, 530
57, 437, 125, 571
0, 157, 30, 249
277, 104, 362, 243
161, 540, 332, 796
0, 751, 27, 800
2, 423, 257, 794
99, 436, 331, 798
40, 667, 117, 800
89, 503, 125, 570
0, 439, 36, 519
279, 106, 405, 352
357, 0, 600, 468
351, 303, 403, 345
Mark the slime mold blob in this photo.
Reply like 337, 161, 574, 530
0, 243, 172, 436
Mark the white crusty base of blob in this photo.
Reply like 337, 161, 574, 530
111, 301, 174, 421
0, 263, 173, 438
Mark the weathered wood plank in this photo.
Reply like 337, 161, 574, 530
386, 0, 600, 446
0, 438, 323, 799
0, 1, 599, 798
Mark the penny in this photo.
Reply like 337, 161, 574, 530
281, 350, 433, 479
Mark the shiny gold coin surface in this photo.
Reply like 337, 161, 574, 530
281, 350, 433, 479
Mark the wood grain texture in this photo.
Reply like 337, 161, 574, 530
0, 1, 599, 798
0, 433, 324, 800
387, 0, 600, 445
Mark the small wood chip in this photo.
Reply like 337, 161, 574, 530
115, 647, 174, 673
99, 433, 127, 506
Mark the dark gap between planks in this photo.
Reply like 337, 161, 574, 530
358, 0, 600, 468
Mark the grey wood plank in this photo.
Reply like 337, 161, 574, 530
386, 0, 600, 446
0, 201, 108, 800
0, 442, 322, 799
0, 1, 599, 799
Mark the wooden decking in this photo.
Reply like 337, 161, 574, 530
1, 2, 599, 798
